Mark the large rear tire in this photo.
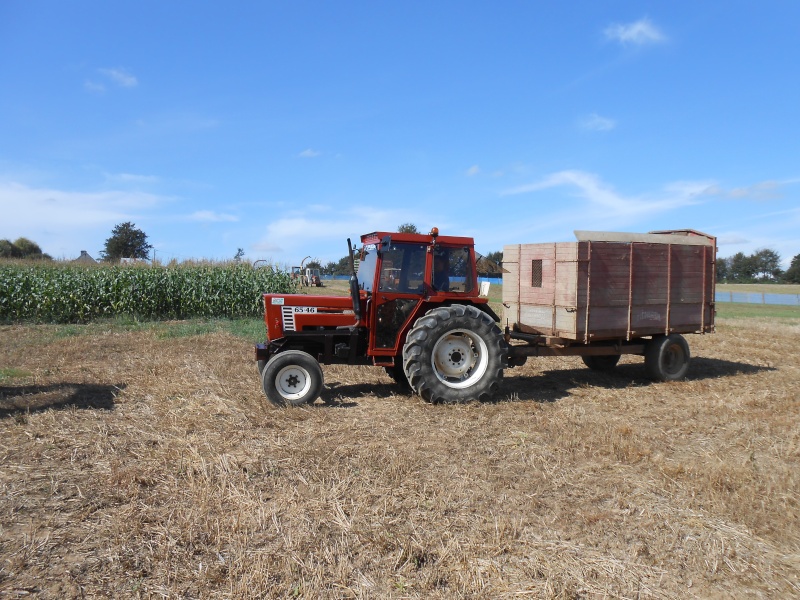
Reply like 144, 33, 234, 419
644, 334, 690, 381
261, 350, 324, 407
403, 305, 507, 403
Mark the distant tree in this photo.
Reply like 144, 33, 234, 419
234, 248, 245, 262
101, 222, 153, 262
335, 254, 354, 275
715, 256, 730, 282
323, 261, 338, 276
477, 250, 503, 276
13, 237, 43, 256
751, 248, 782, 281
784, 254, 800, 284
397, 223, 419, 234
728, 252, 756, 282
305, 259, 323, 271
0, 237, 51, 259
0, 239, 22, 258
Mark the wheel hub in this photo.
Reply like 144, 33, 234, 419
434, 336, 475, 378
275, 366, 311, 400
430, 328, 491, 389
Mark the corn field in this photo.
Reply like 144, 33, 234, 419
0, 262, 295, 323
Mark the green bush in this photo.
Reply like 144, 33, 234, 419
0, 263, 296, 323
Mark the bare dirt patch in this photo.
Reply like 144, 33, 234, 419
1, 319, 798, 598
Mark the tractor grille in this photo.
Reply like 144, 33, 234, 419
281, 306, 296, 331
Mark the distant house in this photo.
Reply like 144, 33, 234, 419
73, 250, 98, 264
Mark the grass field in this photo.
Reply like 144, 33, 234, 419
717, 283, 800, 295
1, 285, 799, 598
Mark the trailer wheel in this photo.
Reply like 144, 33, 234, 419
645, 334, 690, 381
403, 305, 507, 403
261, 350, 324, 407
581, 354, 621, 371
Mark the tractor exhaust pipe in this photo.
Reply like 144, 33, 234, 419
347, 238, 361, 321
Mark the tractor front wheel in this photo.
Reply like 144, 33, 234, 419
403, 305, 507, 403
261, 350, 324, 407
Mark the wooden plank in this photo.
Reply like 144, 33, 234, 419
554, 259, 578, 306
587, 243, 631, 307
574, 230, 714, 246
519, 305, 555, 334
554, 307, 578, 338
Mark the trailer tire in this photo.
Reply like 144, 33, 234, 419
261, 350, 324, 407
403, 305, 508, 404
257, 359, 267, 376
581, 354, 621, 371
645, 334, 690, 381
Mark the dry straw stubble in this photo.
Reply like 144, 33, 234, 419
0, 314, 798, 598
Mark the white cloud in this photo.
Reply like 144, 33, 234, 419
604, 18, 666, 45
187, 210, 238, 223
99, 67, 138, 88
691, 178, 795, 201
717, 234, 750, 246
298, 149, 321, 158
466, 165, 481, 177
579, 113, 616, 132
0, 180, 167, 258
501, 170, 708, 218
728, 180, 782, 200
104, 172, 160, 185
251, 208, 413, 262
84, 80, 105, 93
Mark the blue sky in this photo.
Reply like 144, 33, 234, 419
1, 1, 798, 267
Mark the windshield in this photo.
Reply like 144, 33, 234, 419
378, 243, 426, 294
357, 244, 378, 292
434, 245, 474, 293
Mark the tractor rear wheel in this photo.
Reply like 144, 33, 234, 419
403, 305, 507, 403
644, 334, 690, 381
261, 350, 324, 407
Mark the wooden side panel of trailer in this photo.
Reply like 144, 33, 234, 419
503, 232, 715, 342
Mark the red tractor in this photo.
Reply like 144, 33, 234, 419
255, 228, 507, 406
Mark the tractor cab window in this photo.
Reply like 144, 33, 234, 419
378, 243, 426, 294
433, 246, 474, 293
357, 245, 379, 292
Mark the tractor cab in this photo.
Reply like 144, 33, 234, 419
354, 228, 492, 357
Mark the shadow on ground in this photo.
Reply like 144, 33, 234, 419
501, 357, 775, 403
318, 381, 404, 407
288, 357, 775, 408
0, 383, 125, 418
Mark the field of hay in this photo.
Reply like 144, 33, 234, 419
1, 289, 799, 598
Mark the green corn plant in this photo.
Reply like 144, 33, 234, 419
0, 262, 297, 324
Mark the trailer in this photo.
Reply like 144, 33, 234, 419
502, 230, 716, 380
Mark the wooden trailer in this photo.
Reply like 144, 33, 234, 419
502, 230, 716, 380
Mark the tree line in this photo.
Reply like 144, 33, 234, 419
7, 221, 798, 284
717, 249, 800, 284
0, 238, 52, 260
